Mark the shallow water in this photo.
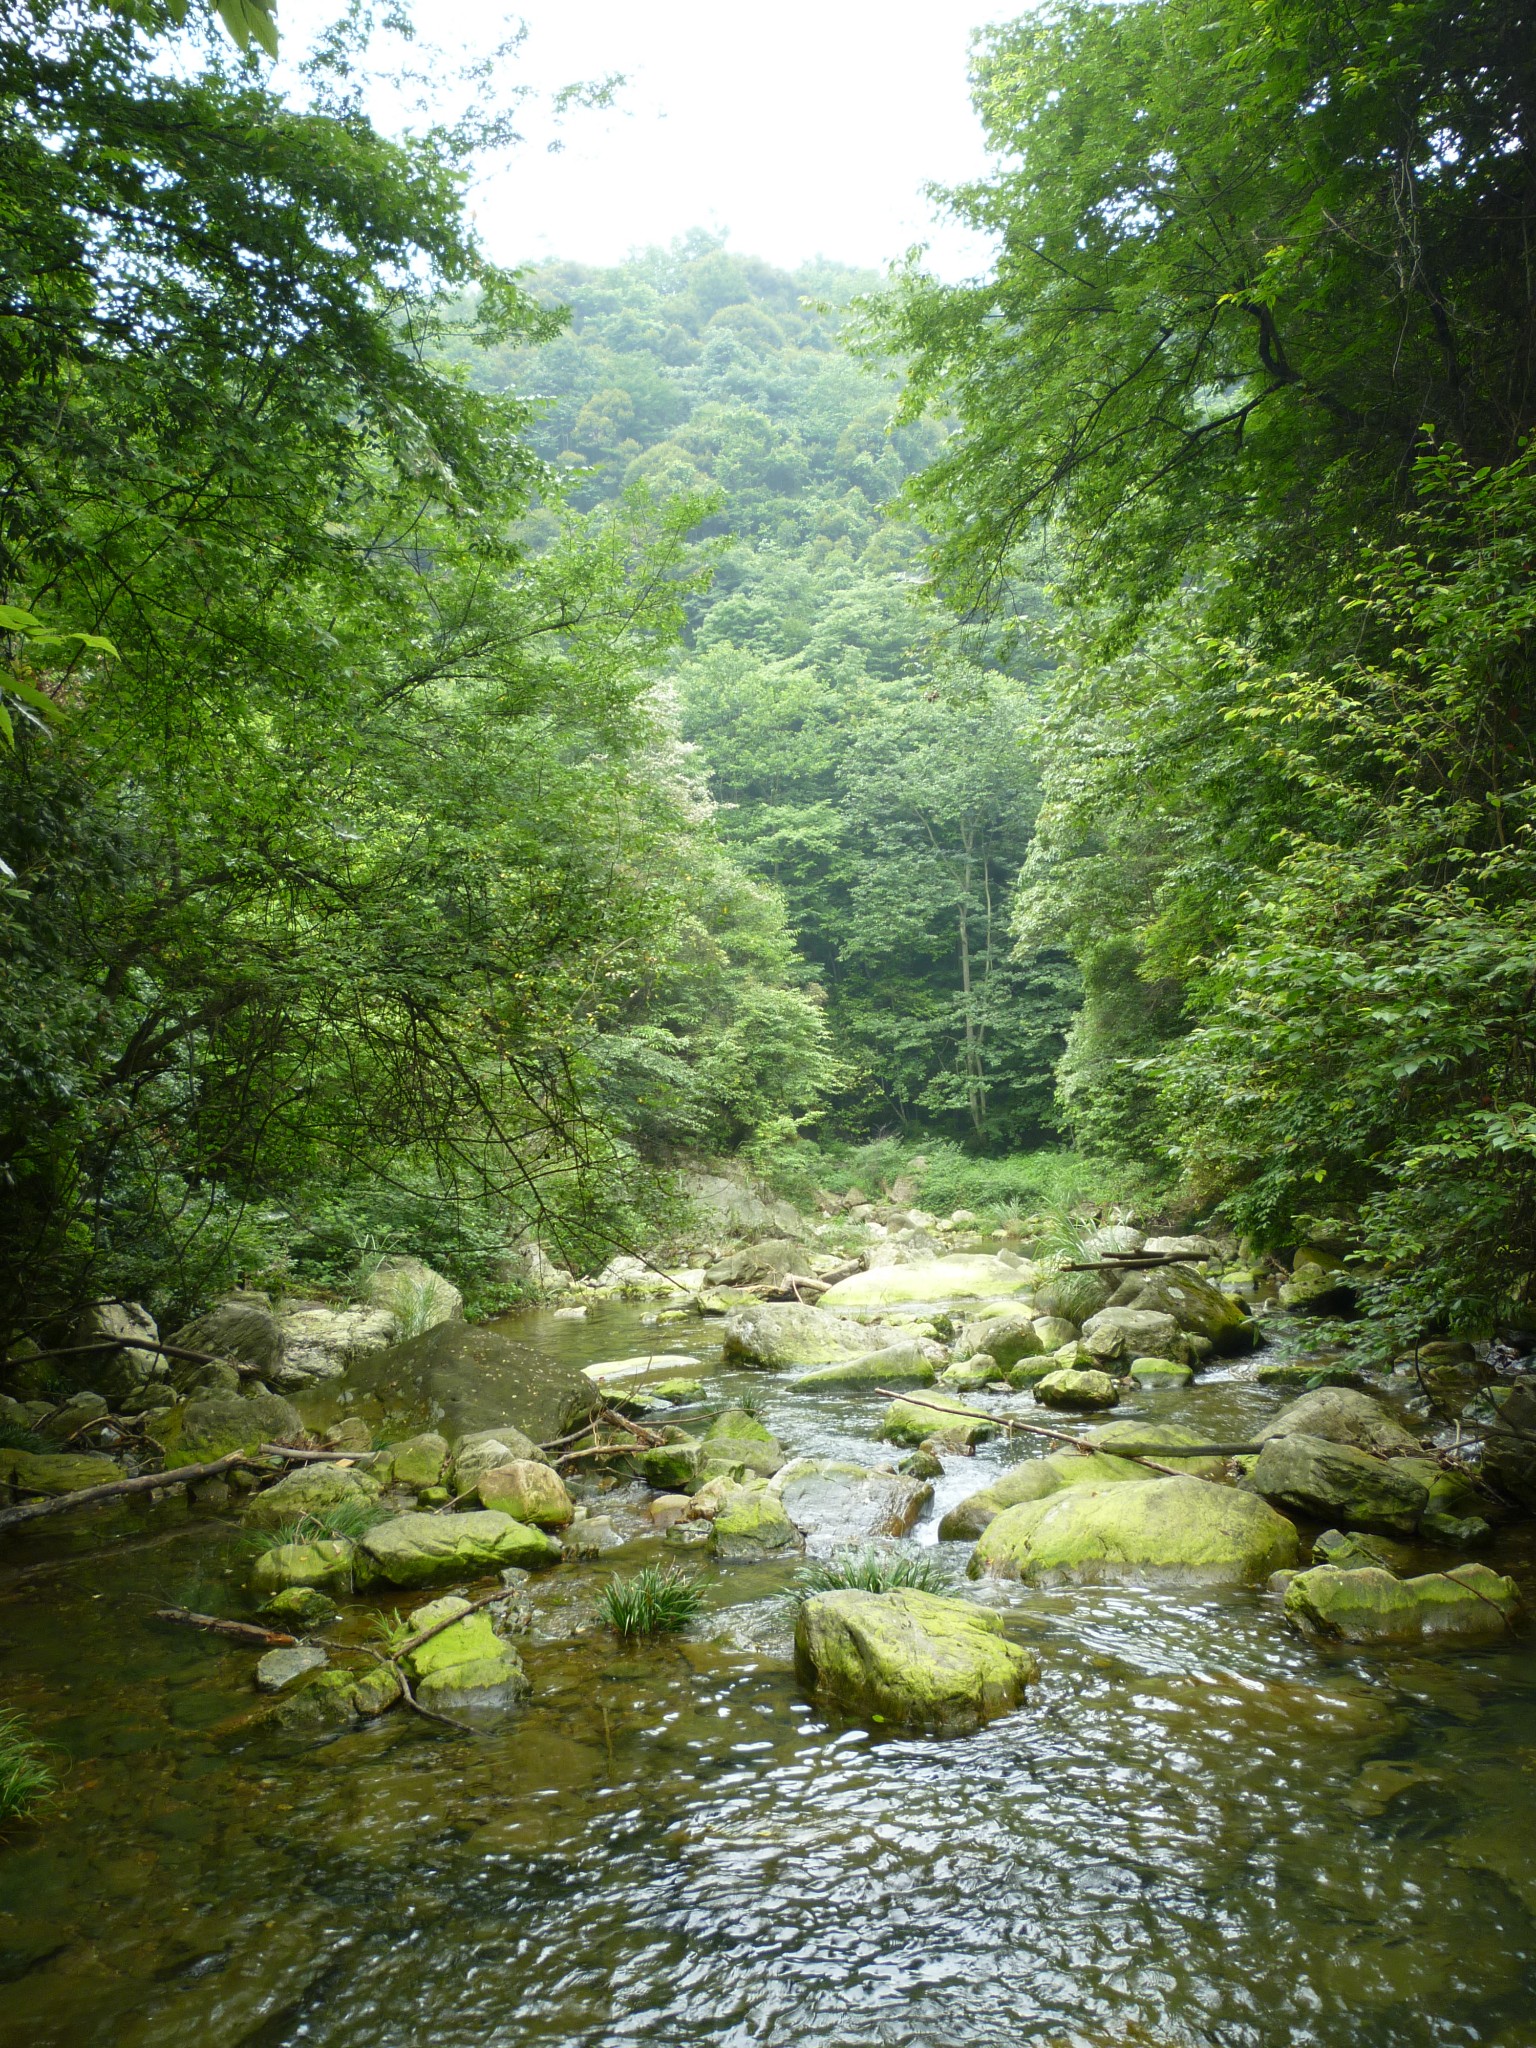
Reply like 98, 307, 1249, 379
2, 1302, 1534, 2047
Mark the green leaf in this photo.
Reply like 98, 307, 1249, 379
214, 0, 279, 57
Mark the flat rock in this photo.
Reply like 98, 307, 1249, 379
358, 1510, 559, 1586
581, 1353, 702, 1384
877, 1395, 997, 1449
795, 1587, 1038, 1729
792, 1341, 938, 1390
0, 1448, 125, 1495
774, 1458, 933, 1552
1255, 1387, 1419, 1456
1284, 1563, 1520, 1644
255, 1643, 329, 1693
970, 1474, 1299, 1586
1250, 1433, 1428, 1536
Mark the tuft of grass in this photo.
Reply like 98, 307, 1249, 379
369, 1607, 413, 1656
0, 1421, 49, 1453
0, 1710, 56, 1825
793, 1547, 950, 1598
732, 1384, 768, 1421
250, 1495, 389, 1553
598, 1564, 705, 1637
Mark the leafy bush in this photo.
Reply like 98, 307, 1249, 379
0, 1710, 55, 1824
598, 1564, 705, 1637
793, 1546, 950, 1597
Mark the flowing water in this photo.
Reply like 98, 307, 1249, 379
2, 1302, 1534, 2047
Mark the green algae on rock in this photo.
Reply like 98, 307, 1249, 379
357, 1510, 559, 1586
971, 1474, 1299, 1586
402, 1595, 530, 1713
877, 1394, 997, 1450
242, 1462, 380, 1530
477, 1460, 574, 1527
0, 1447, 125, 1495
712, 1489, 803, 1559
818, 1256, 1036, 1311
151, 1389, 305, 1468
794, 1586, 1038, 1729
722, 1302, 896, 1369
1284, 1563, 1520, 1644
376, 1432, 450, 1489
251, 1538, 356, 1594
1032, 1366, 1120, 1411
793, 1341, 938, 1390
256, 1585, 339, 1629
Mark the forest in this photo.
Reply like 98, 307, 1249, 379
2, 3, 1536, 2043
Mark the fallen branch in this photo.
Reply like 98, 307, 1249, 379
0, 1450, 263, 1534
255, 1443, 377, 1465
153, 1607, 298, 1648
12, 1336, 262, 1378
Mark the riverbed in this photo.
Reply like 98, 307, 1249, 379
1, 1301, 1533, 2047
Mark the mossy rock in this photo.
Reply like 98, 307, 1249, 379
712, 1490, 802, 1559
357, 1510, 558, 1587
402, 1595, 530, 1712
942, 1357, 1002, 1391
243, 1463, 380, 1530
956, 1309, 1042, 1370
877, 1395, 997, 1450
152, 1389, 305, 1469
1084, 1420, 1227, 1478
251, 1539, 355, 1594
970, 1474, 1299, 1587
1128, 1356, 1194, 1387
939, 1448, 1154, 1540
477, 1460, 574, 1527
376, 1432, 449, 1489
704, 1408, 776, 1445
634, 1438, 707, 1492
1249, 1434, 1428, 1536
819, 1257, 1036, 1311
1034, 1366, 1120, 1411
1284, 1563, 1520, 1643
256, 1585, 339, 1629
701, 1437, 785, 1480
795, 1587, 1038, 1730
792, 1342, 937, 1390
0, 1447, 125, 1495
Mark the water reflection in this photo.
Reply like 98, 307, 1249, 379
0, 1301, 1531, 2047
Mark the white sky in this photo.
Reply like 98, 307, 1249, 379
281, 1, 1013, 279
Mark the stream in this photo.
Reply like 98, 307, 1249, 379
1, 1301, 1534, 2047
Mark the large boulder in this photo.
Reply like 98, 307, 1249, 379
940, 1450, 1151, 1539
1284, 1563, 1520, 1644
1255, 1387, 1419, 1457
65, 1300, 166, 1403
721, 1303, 894, 1370
971, 1474, 1298, 1586
795, 1587, 1037, 1730
361, 1257, 463, 1335
819, 1256, 1036, 1311
477, 1460, 574, 1526
683, 1169, 802, 1241
151, 1388, 305, 1468
401, 1595, 530, 1714
1080, 1306, 1184, 1364
273, 1303, 399, 1385
1249, 1433, 1428, 1536
172, 1296, 285, 1381
704, 1239, 806, 1287
243, 1462, 380, 1531
792, 1342, 938, 1390
1033, 1367, 1120, 1411
1128, 1267, 1254, 1352
878, 1394, 997, 1450
700, 1408, 785, 1480
357, 1509, 559, 1586
1278, 1262, 1358, 1315
774, 1458, 933, 1551
343, 1322, 586, 1445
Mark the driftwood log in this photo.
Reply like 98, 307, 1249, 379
153, 1607, 297, 1648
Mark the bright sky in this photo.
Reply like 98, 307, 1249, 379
283, 1, 1013, 279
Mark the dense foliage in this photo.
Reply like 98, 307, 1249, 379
449, 244, 1077, 1146
0, 4, 831, 1321
879, 0, 1536, 1330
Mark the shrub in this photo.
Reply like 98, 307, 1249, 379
793, 1546, 950, 1597
598, 1564, 705, 1637
0, 1711, 55, 1824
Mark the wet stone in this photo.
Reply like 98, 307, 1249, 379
255, 1644, 329, 1693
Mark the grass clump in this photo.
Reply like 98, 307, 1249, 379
251, 1495, 390, 1553
0, 1710, 56, 1824
598, 1564, 705, 1638
793, 1547, 950, 1598
0, 1421, 48, 1453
